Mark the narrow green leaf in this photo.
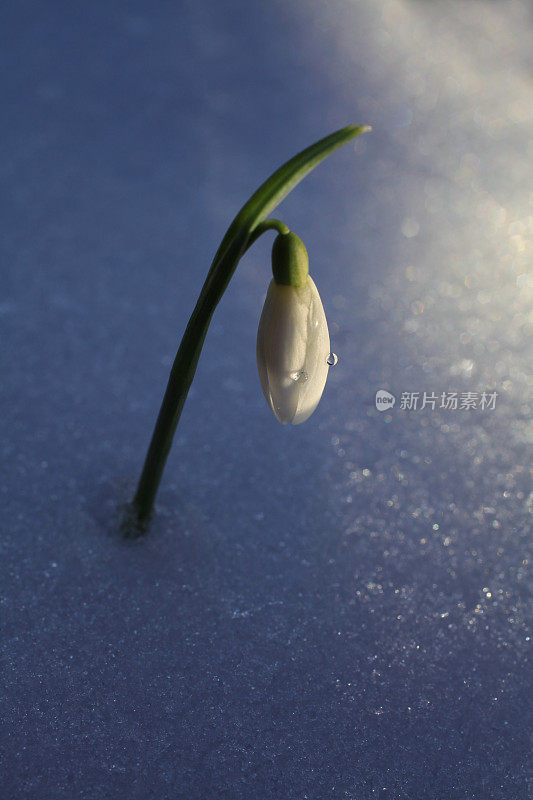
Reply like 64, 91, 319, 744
212, 124, 371, 271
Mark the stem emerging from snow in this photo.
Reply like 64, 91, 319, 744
126, 125, 370, 532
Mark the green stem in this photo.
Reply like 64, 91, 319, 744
127, 124, 370, 530
244, 218, 289, 249
131, 219, 288, 525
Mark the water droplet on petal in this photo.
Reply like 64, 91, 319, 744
326, 353, 338, 366
290, 370, 308, 382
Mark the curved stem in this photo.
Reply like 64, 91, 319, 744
243, 218, 289, 251
126, 124, 370, 531
130, 220, 286, 525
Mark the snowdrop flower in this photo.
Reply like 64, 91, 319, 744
257, 232, 332, 425
127, 124, 369, 527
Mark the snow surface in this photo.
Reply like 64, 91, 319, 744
1, 1, 531, 798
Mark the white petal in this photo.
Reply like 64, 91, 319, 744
256, 277, 330, 424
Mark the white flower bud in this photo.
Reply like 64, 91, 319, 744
256, 276, 331, 425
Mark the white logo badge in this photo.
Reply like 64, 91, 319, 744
375, 389, 396, 411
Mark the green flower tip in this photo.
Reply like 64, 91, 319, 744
271, 231, 309, 288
